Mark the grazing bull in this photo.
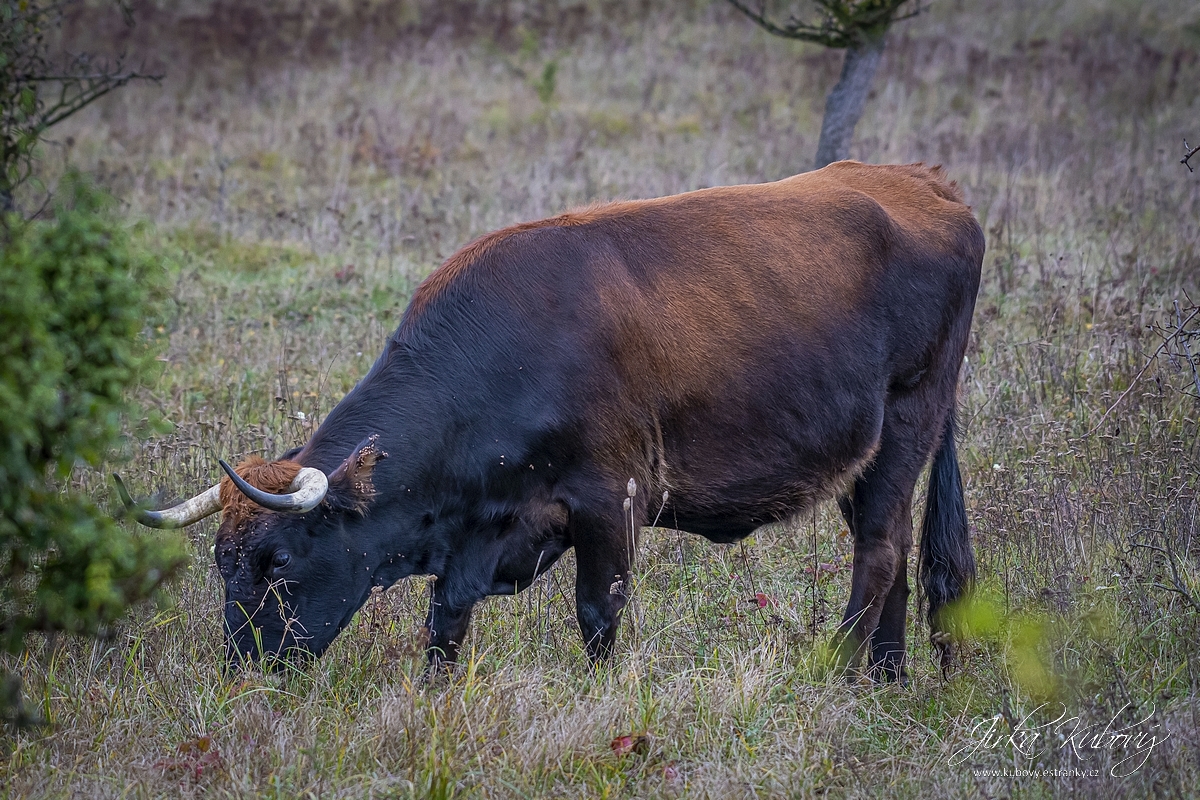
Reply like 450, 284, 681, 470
118, 161, 983, 681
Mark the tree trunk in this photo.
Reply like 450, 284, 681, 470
812, 30, 888, 170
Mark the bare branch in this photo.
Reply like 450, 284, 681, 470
1176, 300, 1200, 400
726, 0, 848, 46
1, 1, 157, 211
39, 70, 160, 132
1131, 538, 1200, 613
1183, 139, 1200, 173
1080, 304, 1200, 439
18, 73, 160, 82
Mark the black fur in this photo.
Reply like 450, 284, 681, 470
918, 411, 975, 636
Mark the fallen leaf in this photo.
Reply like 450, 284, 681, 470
610, 732, 650, 756
153, 735, 225, 781
178, 735, 211, 755
154, 748, 223, 781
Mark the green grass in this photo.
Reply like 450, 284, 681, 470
4, 0, 1200, 796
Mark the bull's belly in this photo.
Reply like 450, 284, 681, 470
651, 395, 883, 542
657, 465, 857, 544
662, 512, 775, 543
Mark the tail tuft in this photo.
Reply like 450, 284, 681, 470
918, 409, 975, 669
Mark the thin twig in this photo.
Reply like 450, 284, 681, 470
726, 0, 837, 44
1159, 519, 1200, 614
1148, 583, 1200, 614
1176, 300, 1200, 400
1080, 306, 1200, 439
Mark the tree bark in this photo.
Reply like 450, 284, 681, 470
813, 29, 888, 170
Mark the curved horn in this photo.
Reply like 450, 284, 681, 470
113, 473, 222, 529
218, 460, 329, 514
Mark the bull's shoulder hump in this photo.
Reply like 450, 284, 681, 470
799, 161, 966, 206
799, 161, 983, 257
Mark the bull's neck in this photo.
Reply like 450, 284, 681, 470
294, 343, 435, 475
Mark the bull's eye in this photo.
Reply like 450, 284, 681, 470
271, 551, 292, 572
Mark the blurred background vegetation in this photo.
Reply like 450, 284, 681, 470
1, 0, 1199, 797
1, 0, 184, 731
0, 178, 187, 725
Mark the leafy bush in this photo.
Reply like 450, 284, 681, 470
0, 176, 186, 727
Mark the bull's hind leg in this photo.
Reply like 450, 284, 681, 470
869, 525, 913, 682
835, 396, 943, 681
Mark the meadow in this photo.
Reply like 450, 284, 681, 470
3, 0, 1200, 796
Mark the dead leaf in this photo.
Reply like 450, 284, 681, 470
178, 735, 211, 755
154, 736, 223, 781
610, 732, 650, 756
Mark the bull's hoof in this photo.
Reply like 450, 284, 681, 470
420, 651, 460, 686
827, 632, 868, 674
869, 662, 910, 686
930, 631, 958, 676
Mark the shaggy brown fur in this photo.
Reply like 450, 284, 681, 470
219, 456, 303, 528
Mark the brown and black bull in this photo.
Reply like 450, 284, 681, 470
118, 161, 984, 681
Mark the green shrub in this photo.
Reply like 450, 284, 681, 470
0, 175, 186, 727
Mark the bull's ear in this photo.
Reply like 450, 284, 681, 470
326, 435, 387, 514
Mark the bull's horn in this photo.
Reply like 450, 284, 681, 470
113, 473, 222, 529
218, 460, 328, 514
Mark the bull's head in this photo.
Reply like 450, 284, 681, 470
115, 437, 387, 668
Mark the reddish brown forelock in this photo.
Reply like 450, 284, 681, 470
219, 456, 304, 528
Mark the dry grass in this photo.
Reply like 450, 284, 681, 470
4, 0, 1200, 796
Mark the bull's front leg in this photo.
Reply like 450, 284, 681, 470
424, 577, 476, 672
572, 508, 635, 663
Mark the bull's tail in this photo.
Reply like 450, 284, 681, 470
918, 408, 975, 668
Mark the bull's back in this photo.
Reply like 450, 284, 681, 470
399, 163, 982, 535
551, 163, 980, 406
